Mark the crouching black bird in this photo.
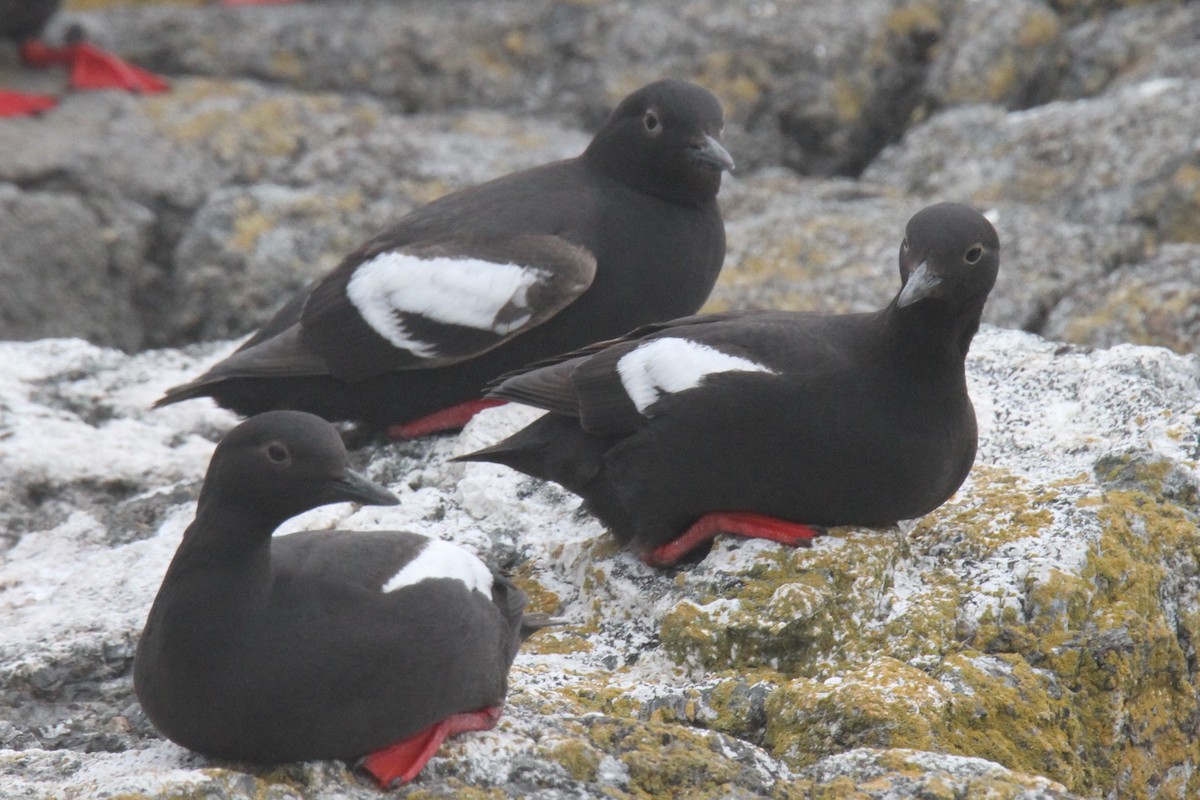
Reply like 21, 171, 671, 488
0, 0, 168, 118
460, 203, 1000, 567
155, 79, 733, 439
134, 411, 552, 786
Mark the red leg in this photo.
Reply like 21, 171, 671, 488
65, 43, 169, 94
645, 511, 825, 567
359, 705, 503, 788
386, 399, 507, 440
0, 91, 57, 117
20, 40, 167, 93
18, 40, 70, 68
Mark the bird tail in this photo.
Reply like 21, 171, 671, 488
454, 414, 610, 495
519, 612, 569, 642
153, 378, 216, 408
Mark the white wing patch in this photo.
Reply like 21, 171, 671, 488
381, 537, 494, 596
616, 338, 776, 415
347, 251, 548, 357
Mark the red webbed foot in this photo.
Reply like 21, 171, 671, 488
359, 705, 503, 787
0, 91, 57, 117
66, 43, 169, 93
387, 399, 507, 440
644, 511, 826, 567
19, 40, 168, 94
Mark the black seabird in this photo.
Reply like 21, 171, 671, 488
134, 410, 548, 786
460, 203, 1000, 566
155, 79, 733, 439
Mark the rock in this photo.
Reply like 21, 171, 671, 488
925, 0, 1066, 110
864, 78, 1200, 243
1060, 2, 1200, 98
1, 325, 1198, 798
1043, 243, 1200, 355
798, 748, 1081, 799
0, 185, 147, 351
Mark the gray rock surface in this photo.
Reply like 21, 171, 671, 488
1043, 243, 1200, 353
864, 77, 1200, 243
6, 322, 1199, 798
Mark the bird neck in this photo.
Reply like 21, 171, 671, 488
582, 146, 720, 208
884, 297, 986, 371
164, 500, 277, 592
141, 504, 277, 677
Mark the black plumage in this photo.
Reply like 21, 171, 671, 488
134, 411, 545, 785
460, 203, 1000, 566
156, 79, 733, 438
0, 0, 61, 43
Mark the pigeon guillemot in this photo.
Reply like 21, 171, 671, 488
154, 79, 733, 439
0, 0, 168, 118
134, 410, 549, 786
460, 203, 1000, 567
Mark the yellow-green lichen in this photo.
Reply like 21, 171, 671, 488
406, 781, 506, 800
660, 528, 903, 675
544, 739, 602, 783
765, 658, 943, 767
573, 717, 802, 800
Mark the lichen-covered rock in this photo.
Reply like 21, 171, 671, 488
1, 324, 1197, 799
924, 0, 1065, 110
1043, 243, 1200, 356
1060, 1, 1200, 98
864, 77, 1200, 243
798, 748, 1081, 799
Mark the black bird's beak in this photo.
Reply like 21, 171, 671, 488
897, 260, 945, 308
324, 469, 401, 507
688, 134, 735, 172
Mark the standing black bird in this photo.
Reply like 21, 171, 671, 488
460, 203, 1000, 567
155, 79, 733, 438
134, 411, 550, 787
0, 0, 168, 118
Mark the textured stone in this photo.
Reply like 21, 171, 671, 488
925, 0, 1066, 110
1060, 2, 1200, 98
2, 325, 1198, 798
0, 185, 148, 351
864, 78, 1200, 241
1043, 243, 1200, 355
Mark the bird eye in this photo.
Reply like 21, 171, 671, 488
901, 238, 908, 251
964, 245, 984, 264
265, 443, 290, 464
642, 109, 661, 135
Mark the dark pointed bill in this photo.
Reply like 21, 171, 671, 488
688, 134, 735, 172
897, 261, 944, 308
324, 469, 401, 507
